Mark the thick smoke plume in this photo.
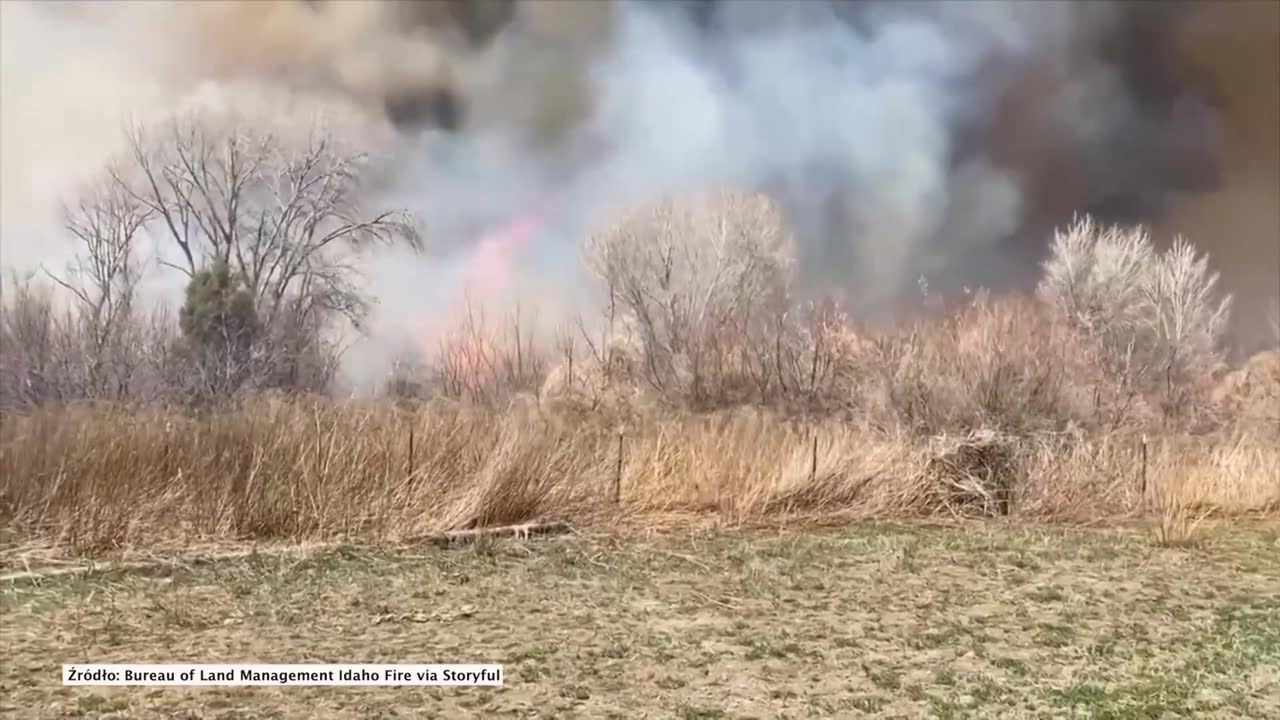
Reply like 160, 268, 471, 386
2, 0, 1276, 375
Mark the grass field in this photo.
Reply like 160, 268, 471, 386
3, 522, 1278, 719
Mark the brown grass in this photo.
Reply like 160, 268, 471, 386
2, 390, 1276, 563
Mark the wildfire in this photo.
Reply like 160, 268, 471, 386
460, 205, 547, 297
415, 199, 554, 395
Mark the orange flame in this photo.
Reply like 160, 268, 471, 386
415, 201, 553, 392
461, 205, 547, 297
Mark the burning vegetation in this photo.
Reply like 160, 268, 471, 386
0, 1, 1277, 556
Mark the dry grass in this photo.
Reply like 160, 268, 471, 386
2, 392, 1276, 563
4, 524, 1278, 718
1153, 497, 1211, 548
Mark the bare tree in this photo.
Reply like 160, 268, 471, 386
583, 190, 794, 405
1141, 237, 1232, 380
1039, 218, 1232, 369
0, 275, 73, 406
98, 117, 421, 396
42, 178, 151, 399
1038, 216, 1233, 421
116, 118, 420, 329
1037, 215, 1153, 343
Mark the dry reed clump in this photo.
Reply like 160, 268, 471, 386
614, 410, 928, 521
1147, 432, 1280, 516
1140, 423, 1280, 547
1212, 350, 1280, 428
924, 429, 1019, 517
852, 295, 1139, 435
1014, 430, 1144, 519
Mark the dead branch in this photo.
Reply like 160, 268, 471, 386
405, 520, 572, 547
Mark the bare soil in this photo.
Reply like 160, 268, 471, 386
2, 522, 1278, 719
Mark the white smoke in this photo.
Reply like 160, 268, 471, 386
0, 0, 1104, 384
387, 1, 1089, 308
3, 0, 1269, 381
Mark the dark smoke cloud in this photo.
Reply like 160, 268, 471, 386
639, 0, 1276, 338
595, 1, 1271, 327
2, 0, 1276, 362
360, 0, 1275, 333
1160, 0, 1280, 347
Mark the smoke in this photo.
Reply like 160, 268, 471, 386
1159, 1, 1280, 345
2, 0, 1276, 378
372, 0, 1275, 332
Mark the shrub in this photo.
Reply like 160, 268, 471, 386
583, 190, 795, 407
180, 260, 261, 397
1037, 216, 1231, 393
1038, 216, 1153, 343
1141, 237, 1232, 378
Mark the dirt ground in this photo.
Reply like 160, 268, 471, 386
2, 522, 1278, 719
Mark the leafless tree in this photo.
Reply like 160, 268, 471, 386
86, 117, 423, 398
1038, 216, 1232, 380
115, 118, 420, 329
0, 276, 73, 406
1141, 237, 1232, 380
2, 117, 421, 408
1038, 215, 1153, 344
584, 190, 795, 406
42, 178, 151, 399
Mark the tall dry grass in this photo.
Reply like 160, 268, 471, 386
3, 397, 1274, 558
2, 204, 1277, 559
3, 297, 1275, 559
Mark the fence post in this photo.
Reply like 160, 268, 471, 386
407, 422, 416, 484
614, 431, 625, 505
1140, 433, 1148, 505
810, 434, 818, 483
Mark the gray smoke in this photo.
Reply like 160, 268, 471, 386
377, 0, 1255, 317
2, 0, 1275, 375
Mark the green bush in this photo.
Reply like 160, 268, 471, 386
179, 260, 260, 395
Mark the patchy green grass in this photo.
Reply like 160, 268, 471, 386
2, 523, 1278, 718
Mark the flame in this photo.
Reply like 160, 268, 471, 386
414, 199, 553, 393
461, 204, 548, 297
